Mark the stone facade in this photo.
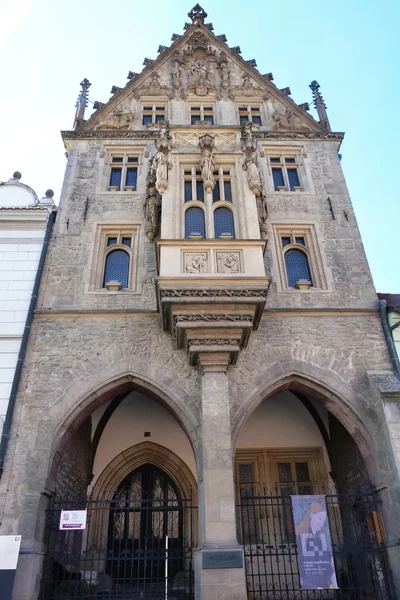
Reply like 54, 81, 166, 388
1, 6, 400, 600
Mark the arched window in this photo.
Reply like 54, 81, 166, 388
185, 207, 206, 239
103, 249, 130, 288
284, 249, 312, 288
214, 207, 235, 239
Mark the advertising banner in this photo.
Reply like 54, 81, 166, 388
0, 535, 22, 600
291, 495, 338, 590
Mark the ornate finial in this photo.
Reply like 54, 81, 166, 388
158, 45, 168, 54
73, 78, 91, 129
280, 87, 291, 96
143, 58, 154, 67
309, 80, 331, 132
110, 85, 122, 94
93, 101, 105, 111
216, 34, 227, 43
298, 102, 310, 112
127, 71, 139, 80
262, 73, 274, 81
230, 46, 241, 55
188, 4, 207, 24
171, 33, 182, 41
246, 59, 257, 68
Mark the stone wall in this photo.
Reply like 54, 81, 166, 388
54, 418, 92, 499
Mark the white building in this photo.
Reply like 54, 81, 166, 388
0, 172, 55, 438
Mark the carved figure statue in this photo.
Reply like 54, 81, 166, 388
143, 165, 161, 241
154, 150, 168, 191
172, 58, 181, 89
245, 152, 261, 196
256, 192, 268, 239
220, 59, 230, 91
272, 105, 304, 130
200, 150, 215, 185
241, 122, 256, 153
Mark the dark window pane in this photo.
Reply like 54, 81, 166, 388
204, 115, 214, 124
143, 106, 152, 110
223, 181, 232, 202
214, 207, 235, 238
203, 107, 213, 112
285, 249, 312, 287
270, 157, 281, 163
185, 207, 205, 239
285, 157, 296, 164
125, 167, 137, 189
278, 463, 293, 483
142, 115, 152, 126
110, 168, 122, 189
212, 182, 220, 202
288, 168, 300, 190
155, 106, 165, 111
191, 107, 201, 111
272, 167, 285, 190
122, 237, 131, 247
184, 170, 192, 175
239, 464, 254, 484
155, 114, 165, 123
239, 115, 248, 125
107, 238, 117, 246
191, 116, 199, 125
295, 462, 311, 483
196, 180, 204, 202
223, 171, 230, 176
184, 180, 192, 202
127, 157, 138, 163
104, 249, 129, 288
295, 237, 305, 246
195, 171, 202, 176
252, 115, 262, 125
298, 485, 314, 495
281, 237, 291, 248
112, 157, 123, 163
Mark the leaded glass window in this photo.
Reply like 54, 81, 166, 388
284, 249, 312, 287
185, 207, 206, 239
103, 249, 130, 288
214, 207, 235, 239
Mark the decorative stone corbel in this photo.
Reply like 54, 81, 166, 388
199, 134, 216, 193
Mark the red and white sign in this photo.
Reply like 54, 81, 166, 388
59, 509, 87, 531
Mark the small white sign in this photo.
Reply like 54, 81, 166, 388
59, 509, 87, 531
0, 536, 22, 570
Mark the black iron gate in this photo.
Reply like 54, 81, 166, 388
40, 488, 196, 599
237, 485, 395, 600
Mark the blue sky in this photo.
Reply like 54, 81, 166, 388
0, 0, 398, 291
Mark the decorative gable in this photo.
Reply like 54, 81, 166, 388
72, 4, 328, 135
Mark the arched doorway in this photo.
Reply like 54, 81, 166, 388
234, 388, 395, 600
107, 463, 188, 593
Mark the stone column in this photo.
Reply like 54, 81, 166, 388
194, 355, 247, 600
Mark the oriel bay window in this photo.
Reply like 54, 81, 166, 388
183, 164, 235, 239
109, 155, 139, 191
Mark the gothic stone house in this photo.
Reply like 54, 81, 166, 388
1, 5, 400, 600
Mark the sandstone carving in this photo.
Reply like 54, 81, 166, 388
216, 253, 241, 274
199, 134, 215, 192
256, 191, 268, 239
154, 122, 171, 194
185, 253, 208, 273
95, 107, 132, 130
143, 163, 161, 241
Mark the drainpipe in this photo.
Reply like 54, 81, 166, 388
0, 209, 56, 477
379, 299, 400, 380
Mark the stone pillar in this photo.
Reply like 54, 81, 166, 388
194, 355, 247, 600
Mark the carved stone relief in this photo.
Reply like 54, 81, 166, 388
216, 253, 241, 274
137, 72, 173, 98
255, 192, 268, 240
184, 252, 208, 273
230, 74, 265, 99
95, 101, 133, 130
174, 131, 236, 148
241, 123, 262, 196
143, 163, 161, 242
271, 104, 311, 131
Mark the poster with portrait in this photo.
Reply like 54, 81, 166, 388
291, 495, 338, 590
